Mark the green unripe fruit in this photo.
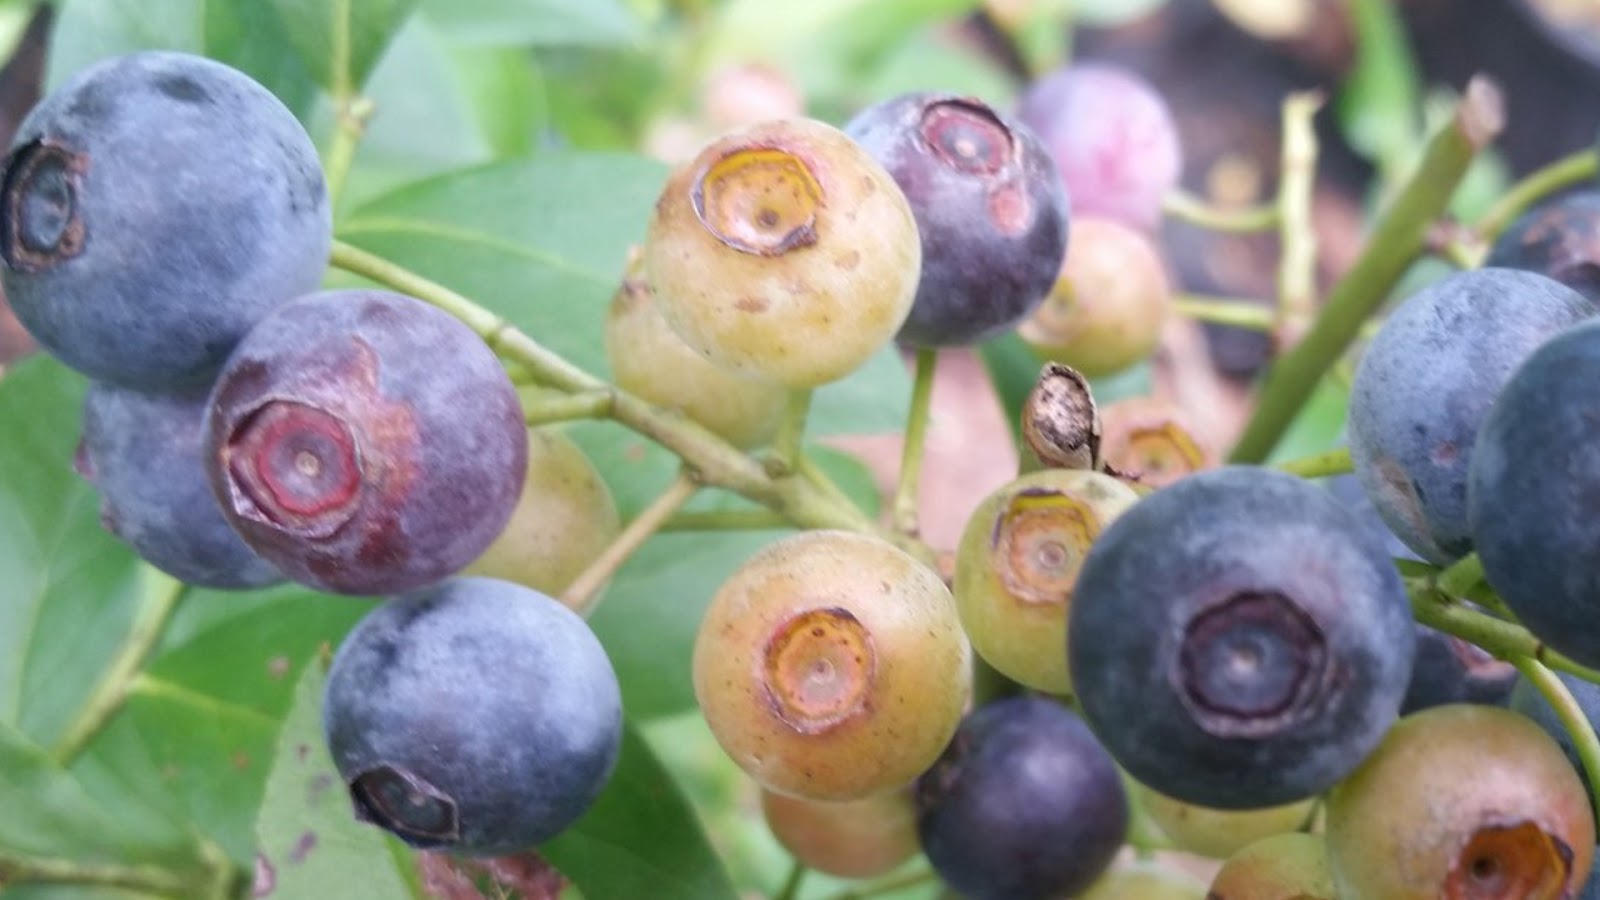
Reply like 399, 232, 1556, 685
464, 429, 621, 614
1019, 217, 1172, 379
1136, 782, 1316, 859
953, 468, 1138, 693
1208, 832, 1336, 900
693, 530, 971, 801
604, 257, 784, 449
643, 117, 922, 388
760, 786, 918, 878
1326, 704, 1595, 900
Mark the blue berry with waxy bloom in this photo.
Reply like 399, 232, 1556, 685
77, 381, 283, 589
1349, 267, 1592, 564
1069, 466, 1414, 809
0, 51, 330, 390
203, 289, 527, 596
1471, 316, 1600, 669
323, 577, 622, 856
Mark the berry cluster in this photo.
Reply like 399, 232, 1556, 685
9, 52, 622, 857
21, 34, 1600, 900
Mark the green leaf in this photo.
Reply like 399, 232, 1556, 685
0, 359, 145, 748
449, 45, 547, 158
253, 663, 418, 900
1337, 0, 1422, 181
337, 153, 666, 371
543, 722, 740, 900
263, 0, 419, 95
419, 0, 641, 47
0, 722, 195, 866
202, 0, 321, 118
45, 0, 204, 88
1265, 376, 1350, 467
120, 587, 372, 864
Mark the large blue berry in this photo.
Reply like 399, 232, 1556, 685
323, 577, 622, 856
1068, 466, 1414, 809
845, 92, 1069, 346
0, 51, 330, 390
77, 382, 282, 589
1471, 317, 1600, 668
203, 289, 526, 596
1349, 267, 1592, 564
916, 696, 1127, 900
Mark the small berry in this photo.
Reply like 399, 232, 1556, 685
323, 577, 623, 856
916, 696, 1127, 900
845, 92, 1070, 346
692, 530, 970, 800
642, 118, 921, 388
760, 787, 918, 879
204, 289, 527, 596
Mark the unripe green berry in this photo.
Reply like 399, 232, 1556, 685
953, 468, 1138, 694
693, 530, 971, 800
643, 118, 921, 388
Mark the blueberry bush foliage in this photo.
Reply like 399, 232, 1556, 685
7, 0, 1600, 899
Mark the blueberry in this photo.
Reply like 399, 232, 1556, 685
915, 696, 1127, 900
203, 289, 527, 596
1401, 622, 1515, 714
1511, 670, 1600, 819
845, 93, 1070, 346
1486, 190, 1600, 303
1015, 62, 1182, 233
322, 577, 622, 856
1349, 268, 1593, 564
0, 51, 331, 390
1068, 466, 1414, 809
76, 382, 282, 589
1470, 317, 1600, 668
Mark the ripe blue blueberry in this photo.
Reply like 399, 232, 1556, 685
0, 51, 331, 390
845, 92, 1069, 346
203, 289, 527, 596
916, 696, 1127, 900
1472, 317, 1600, 668
76, 382, 282, 589
323, 577, 623, 856
1349, 268, 1593, 564
1069, 466, 1414, 809
1486, 190, 1600, 302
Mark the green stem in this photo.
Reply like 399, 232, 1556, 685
1409, 584, 1600, 685
770, 388, 814, 477
561, 473, 699, 611
1475, 147, 1600, 242
820, 866, 937, 900
51, 569, 187, 766
1230, 76, 1505, 463
329, 240, 892, 541
662, 508, 791, 531
1273, 447, 1352, 478
1162, 190, 1279, 233
322, 95, 373, 215
522, 389, 614, 426
773, 860, 807, 900
1170, 294, 1275, 331
1275, 92, 1321, 348
1511, 655, 1600, 819
1435, 552, 1486, 599
0, 853, 197, 897
894, 347, 939, 538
